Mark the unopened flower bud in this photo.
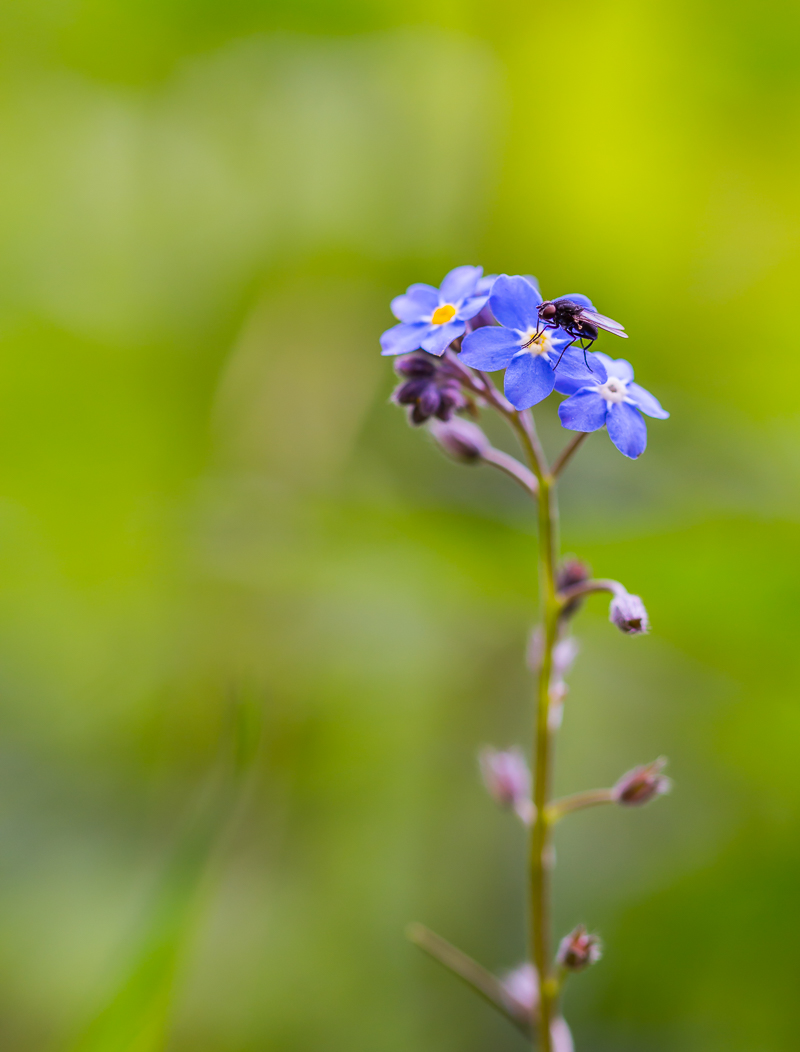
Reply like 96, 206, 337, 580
479, 747, 533, 824
556, 557, 592, 619
429, 418, 490, 464
434, 381, 469, 420
501, 962, 538, 1017
394, 351, 437, 378
552, 636, 579, 679
527, 629, 578, 681
556, 926, 602, 972
612, 757, 671, 806
609, 592, 649, 635
501, 965, 574, 1051
556, 557, 591, 592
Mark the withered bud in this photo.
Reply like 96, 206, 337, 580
556, 925, 602, 972
429, 417, 490, 463
609, 592, 649, 635
612, 757, 671, 806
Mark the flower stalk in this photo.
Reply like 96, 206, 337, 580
388, 266, 671, 1051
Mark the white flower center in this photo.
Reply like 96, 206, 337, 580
594, 377, 628, 404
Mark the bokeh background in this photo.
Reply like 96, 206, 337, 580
0, 1, 797, 1050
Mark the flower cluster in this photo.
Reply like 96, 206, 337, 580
382, 265, 668, 459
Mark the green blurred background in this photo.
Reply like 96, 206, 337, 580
0, 1, 796, 1050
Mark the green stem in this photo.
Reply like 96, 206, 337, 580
530, 472, 559, 1052
453, 363, 568, 1050
547, 788, 615, 822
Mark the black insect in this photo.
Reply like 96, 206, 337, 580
531, 296, 627, 368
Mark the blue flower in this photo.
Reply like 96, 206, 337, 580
557, 353, 669, 459
458, 275, 606, 411
380, 266, 489, 357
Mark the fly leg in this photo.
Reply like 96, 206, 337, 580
552, 338, 577, 369
579, 338, 596, 372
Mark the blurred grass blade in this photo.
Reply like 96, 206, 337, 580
68, 695, 263, 1052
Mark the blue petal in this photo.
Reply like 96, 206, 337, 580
558, 389, 608, 432
593, 352, 634, 382
391, 284, 439, 322
504, 351, 555, 410
456, 294, 490, 321
475, 274, 498, 295
554, 293, 596, 311
554, 348, 608, 395
489, 274, 543, 331
607, 402, 647, 458
380, 322, 429, 356
523, 275, 540, 293
440, 265, 482, 304
420, 319, 465, 356
459, 326, 521, 370
628, 382, 669, 419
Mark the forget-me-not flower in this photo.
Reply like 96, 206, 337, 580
458, 275, 606, 411
557, 353, 668, 459
380, 266, 489, 357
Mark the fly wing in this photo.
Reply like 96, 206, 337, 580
579, 309, 628, 338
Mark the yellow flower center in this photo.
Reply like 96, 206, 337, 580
524, 330, 550, 356
431, 304, 456, 325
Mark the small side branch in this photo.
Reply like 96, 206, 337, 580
551, 432, 589, 479
406, 923, 527, 1036
443, 351, 549, 480
556, 577, 625, 606
547, 788, 614, 822
483, 448, 539, 497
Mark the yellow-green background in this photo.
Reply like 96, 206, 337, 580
0, 1, 796, 1050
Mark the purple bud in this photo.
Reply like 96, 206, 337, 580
417, 382, 442, 419
527, 629, 578, 680
501, 965, 575, 1051
556, 557, 592, 619
394, 352, 437, 378
429, 418, 490, 464
609, 592, 649, 635
612, 757, 671, 806
556, 556, 592, 592
393, 378, 432, 406
556, 926, 602, 972
552, 636, 579, 679
501, 962, 538, 1016
479, 747, 533, 824
434, 381, 468, 420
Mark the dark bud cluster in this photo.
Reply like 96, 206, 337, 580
393, 352, 467, 426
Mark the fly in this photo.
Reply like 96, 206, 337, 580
527, 296, 627, 369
